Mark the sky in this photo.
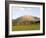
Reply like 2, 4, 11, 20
12, 6, 40, 19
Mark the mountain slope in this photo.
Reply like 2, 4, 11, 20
12, 15, 40, 23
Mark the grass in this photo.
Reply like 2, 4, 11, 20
12, 23, 40, 31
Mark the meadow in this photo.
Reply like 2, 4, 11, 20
12, 23, 40, 31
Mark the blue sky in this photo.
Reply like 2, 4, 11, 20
12, 6, 40, 19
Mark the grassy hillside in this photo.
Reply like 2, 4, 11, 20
12, 23, 40, 31
12, 16, 40, 31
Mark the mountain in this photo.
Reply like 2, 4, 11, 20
12, 15, 40, 23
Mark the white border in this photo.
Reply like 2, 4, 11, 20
9, 4, 43, 35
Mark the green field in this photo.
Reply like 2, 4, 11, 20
12, 23, 40, 31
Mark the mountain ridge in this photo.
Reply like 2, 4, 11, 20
12, 15, 40, 23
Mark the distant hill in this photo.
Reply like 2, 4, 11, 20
12, 15, 40, 23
